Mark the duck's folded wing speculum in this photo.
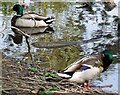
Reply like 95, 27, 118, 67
63, 56, 100, 73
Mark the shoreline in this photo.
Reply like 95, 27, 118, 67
1, 53, 118, 95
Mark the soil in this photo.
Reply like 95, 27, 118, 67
1, 53, 119, 95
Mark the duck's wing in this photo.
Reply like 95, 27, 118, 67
63, 57, 84, 73
63, 56, 101, 73
21, 13, 49, 20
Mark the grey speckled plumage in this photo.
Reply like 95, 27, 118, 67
11, 4, 55, 28
57, 50, 113, 83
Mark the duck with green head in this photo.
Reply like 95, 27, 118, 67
11, 4, 55, 27
57, 50, 113, 91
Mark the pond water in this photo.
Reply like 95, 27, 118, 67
0, 1, 119, 93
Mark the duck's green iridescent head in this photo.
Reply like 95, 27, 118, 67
13, 4, 23, 16
102, 50, 113, 71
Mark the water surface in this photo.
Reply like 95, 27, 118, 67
0, 1, 119, 93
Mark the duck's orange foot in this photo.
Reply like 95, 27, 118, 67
82, 82, 90, 92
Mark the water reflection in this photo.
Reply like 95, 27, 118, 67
0, 1, 119, 93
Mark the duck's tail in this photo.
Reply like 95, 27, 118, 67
57, 73, 71, 79
44, 16, 55, 24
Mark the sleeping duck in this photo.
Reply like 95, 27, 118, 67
11, 4, 55, 27
57, 50, 113, 91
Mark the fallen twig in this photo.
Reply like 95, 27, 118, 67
91, 84, 113, 88
11, 26, 30, 37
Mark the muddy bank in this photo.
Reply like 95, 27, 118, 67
1, 53, 118, 95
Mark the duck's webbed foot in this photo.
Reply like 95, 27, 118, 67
82, 81, 90, 92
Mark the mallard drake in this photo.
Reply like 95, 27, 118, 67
11, 4, 55, 27
57, 50, 113, 91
